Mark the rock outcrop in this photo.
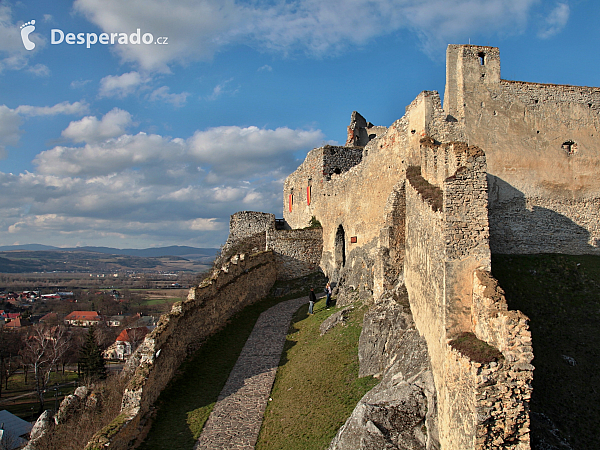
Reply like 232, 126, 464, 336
329, 287, 439, 450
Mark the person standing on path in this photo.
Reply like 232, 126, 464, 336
325, 282, 332, 309
308, 288, 316, 314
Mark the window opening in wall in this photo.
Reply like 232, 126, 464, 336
335, 224, 346, 268
289, 193, 293, 212
562, 140, 578, 156
478, 52, 485, 65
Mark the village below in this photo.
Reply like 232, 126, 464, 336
0, 246, 217, 448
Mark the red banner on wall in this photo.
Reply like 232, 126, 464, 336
307, 186, 311, 205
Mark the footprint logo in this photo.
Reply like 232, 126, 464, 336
20, 20, 36, 51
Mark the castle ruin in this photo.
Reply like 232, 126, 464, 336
229, 44, 600, 449
79, 45, 600, 449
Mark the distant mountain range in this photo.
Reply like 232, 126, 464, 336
0, 245, 219, 260
0, 245, 220, 273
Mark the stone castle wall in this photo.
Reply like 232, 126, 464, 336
87, 43, 600, 450
266, 227, 323, 280
471, 270, 533, 449
404, 142, 531, 449
445, 44, 600, 255
85, 251, 277, 450
221, 211, 275, 255
322, 145, 364, 179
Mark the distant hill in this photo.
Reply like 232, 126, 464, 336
0, 245, 218, 261
0, 246, 220, 274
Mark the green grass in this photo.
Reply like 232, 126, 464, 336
137, 271, 327, 450
256, 299, 377, 450
140, 297, 182, 306
492, 254, 600, 450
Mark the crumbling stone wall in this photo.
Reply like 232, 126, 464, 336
266, 227, 323, 280
85, 251, 277, 450
221, 210, 324, 281
404, 141, 530, 449
471, 270, 533, 449
322, 145, 364, 179
221, 211, 275, 255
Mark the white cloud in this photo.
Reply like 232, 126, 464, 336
1, 122, 324, 247
74, 0, 541, 69
74, 0, 245, 72
258, 65, 272, 72
188, 125, 325, 178
27, 63, 50, 77
34, 132, 185, 176
205, 78, 238, 101
0, 105, 23, 159
15, 101, 89, 117
188, 218, 222, 231
70, 79, 93, 89
148, 86, 189, 107
98, 71, 147, 98
61, 108, 134, 143
538, 3, 570, 39
0, 101, 89, 159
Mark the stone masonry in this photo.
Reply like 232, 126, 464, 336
85, 44, 600, 450
267, 44, 598, 449
84, 251, 277, 450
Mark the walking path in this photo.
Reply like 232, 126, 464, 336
194, 295, 308, 450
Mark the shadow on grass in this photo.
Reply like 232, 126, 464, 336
492, 254, 600, 450
137, 271, 326, 450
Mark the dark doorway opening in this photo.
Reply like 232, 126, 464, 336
335, 225, 346, 268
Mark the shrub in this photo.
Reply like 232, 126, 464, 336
307, 216, 322, 228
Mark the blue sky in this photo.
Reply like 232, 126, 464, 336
0, 0, 597, 249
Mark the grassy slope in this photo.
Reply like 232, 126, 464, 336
256, 299, 377, 450
137, 272, 327, 450
492, 254, 600, 450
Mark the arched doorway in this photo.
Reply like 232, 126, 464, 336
335, 224, 346, 269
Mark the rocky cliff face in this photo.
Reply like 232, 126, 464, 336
329, 286, 439, 450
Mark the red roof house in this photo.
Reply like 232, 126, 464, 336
64, 311, 102, 327
104, 327, 149, 361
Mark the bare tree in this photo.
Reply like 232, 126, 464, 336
20, 325, 70, 412
0, 328, 20, 398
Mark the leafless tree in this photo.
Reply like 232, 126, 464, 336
0, 328, 20, 398
20, 324, 70, 412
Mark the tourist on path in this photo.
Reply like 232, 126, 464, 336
308, 288, 316, 314
325, 282, 332, 308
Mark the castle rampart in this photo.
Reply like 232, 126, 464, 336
85, 251, 277, 449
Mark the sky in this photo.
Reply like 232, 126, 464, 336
0, 0, 598, 250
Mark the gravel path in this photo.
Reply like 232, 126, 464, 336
194, 296, 308, 450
